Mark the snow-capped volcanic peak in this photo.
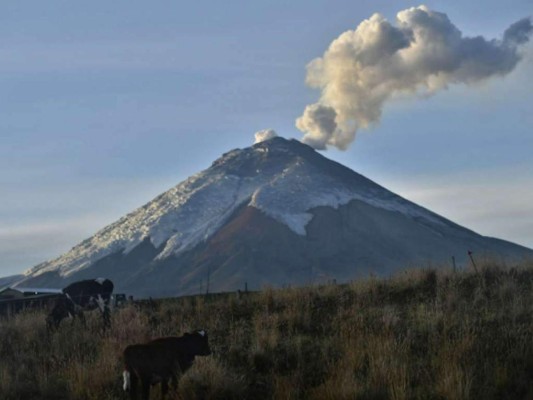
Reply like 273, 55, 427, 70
27, 136, 444, 278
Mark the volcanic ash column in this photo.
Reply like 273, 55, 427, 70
296, 5, 532, 150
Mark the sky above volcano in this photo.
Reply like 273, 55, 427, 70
1, 0, 532, 276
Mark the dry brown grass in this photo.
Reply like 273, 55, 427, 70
1, 259, 533, 399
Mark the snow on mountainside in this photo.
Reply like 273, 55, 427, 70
26, 137, 450, 279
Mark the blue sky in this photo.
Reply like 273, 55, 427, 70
1, 1, 532, 276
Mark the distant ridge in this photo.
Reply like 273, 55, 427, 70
0, 274, 25, 290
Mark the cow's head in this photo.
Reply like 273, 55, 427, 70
46, 295, 77, 330
184, 330, 212, 356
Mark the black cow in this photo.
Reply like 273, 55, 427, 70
122, 330, 211, 400
46, 278, 114, 330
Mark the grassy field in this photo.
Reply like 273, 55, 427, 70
1, 258, 533, 399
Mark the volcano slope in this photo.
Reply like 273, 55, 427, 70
18, 137, 533, 297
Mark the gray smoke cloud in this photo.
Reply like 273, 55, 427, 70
296, 5, 532, 150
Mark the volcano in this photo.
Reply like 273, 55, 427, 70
17, 137, 533, 297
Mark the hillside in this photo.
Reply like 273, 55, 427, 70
16, 137, 533, 297
1, 259, 533, 399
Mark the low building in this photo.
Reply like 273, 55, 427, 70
0, 287, 63, 318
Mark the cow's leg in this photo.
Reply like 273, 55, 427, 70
140, 377, 151, 400
129, 373, 138, 400
102, 305, 111, 330
46, 313, 60, 331
75, 310, 86, 326
169, 371, 179, 390
161, 379, 169, 400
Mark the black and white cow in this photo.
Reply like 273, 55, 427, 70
122, 330, 211, 400
46, 278, 114, 330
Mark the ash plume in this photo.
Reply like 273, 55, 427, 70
254, 129, 278, 144
296, 5, 532, 150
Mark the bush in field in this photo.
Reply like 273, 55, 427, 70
1, 259, 532, 399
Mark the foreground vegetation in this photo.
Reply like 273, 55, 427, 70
1, 258, 533, 399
